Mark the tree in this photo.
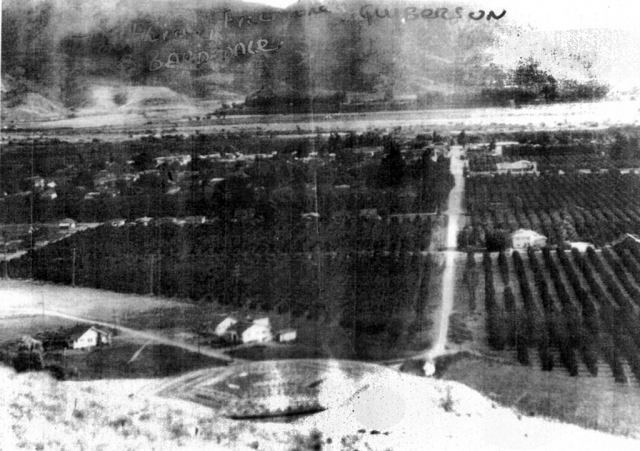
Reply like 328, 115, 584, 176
485, 229, 510, 252
12, 350, 43, 373
513, 58, 557, 102
376, 136, 405, 188
457, 130, 467, 147
131, 151, 156, 172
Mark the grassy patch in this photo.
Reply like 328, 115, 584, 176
62, 338, 225, 380
439, 353, 640, 438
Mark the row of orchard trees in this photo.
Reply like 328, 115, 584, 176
8, 222, 436, 356
482, 245, 640, 383
465, 172, 640, 247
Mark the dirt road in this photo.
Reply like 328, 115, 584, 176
13, 307, 238, 363
413, 145, 466, 369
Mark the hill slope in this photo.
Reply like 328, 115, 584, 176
2, 363, 639, 450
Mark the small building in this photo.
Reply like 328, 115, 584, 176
301, 212, 320, 220
277, 329, 297, 343
569, 242, 594, 252
108, 218, 126, 227
135, 216, 153, 226
215, 317, 238, 336
21, 335, 43, 352
496, 160, 539, 175
359, 209, 381, 220
59, 218, 76, 230
185, 215, 206, 225
41, 189, 57, 200
512, 229, 547, 249
25, 176, 45, 190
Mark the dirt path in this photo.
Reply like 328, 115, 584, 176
13, 307, 238, 363
413, 146, 466, 369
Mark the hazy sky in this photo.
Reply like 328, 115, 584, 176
250, 0, 639, 89
254, 0, 640, 32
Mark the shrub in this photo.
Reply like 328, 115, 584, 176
12, 350, 43, 373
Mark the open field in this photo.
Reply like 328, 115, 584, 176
0, 280, 184, 321
439, 353, 640, 439
0, 314, 78, 342
61, 337, 225, 380
6, 99, 639, 141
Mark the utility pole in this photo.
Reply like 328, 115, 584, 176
71, 246, 77, 287
2, 233, 7, 280
149, 254, 155, 295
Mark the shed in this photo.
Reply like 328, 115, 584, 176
277, 329, 297, 343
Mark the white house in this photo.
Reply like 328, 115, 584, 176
65, 326, 112, 350
512, 229, 547, 249
241, 323, 273, 344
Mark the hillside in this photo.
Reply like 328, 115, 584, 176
2, 362, 640, 450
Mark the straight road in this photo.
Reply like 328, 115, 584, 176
415, 145, 466, 368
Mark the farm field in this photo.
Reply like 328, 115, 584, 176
443, 241, 640, 437
464, 172, 640, 247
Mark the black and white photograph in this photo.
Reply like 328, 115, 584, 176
1, 0, 640, 449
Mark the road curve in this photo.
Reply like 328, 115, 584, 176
14, 307, 239, 363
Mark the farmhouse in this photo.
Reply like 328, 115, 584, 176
57, 325, 112, 350
241, 319, 273, 344
512, 229, 547, 249
219, 317, 273, 344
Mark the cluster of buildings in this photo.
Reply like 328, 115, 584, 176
22, 325, 112, 352
208, 316, 296, 345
